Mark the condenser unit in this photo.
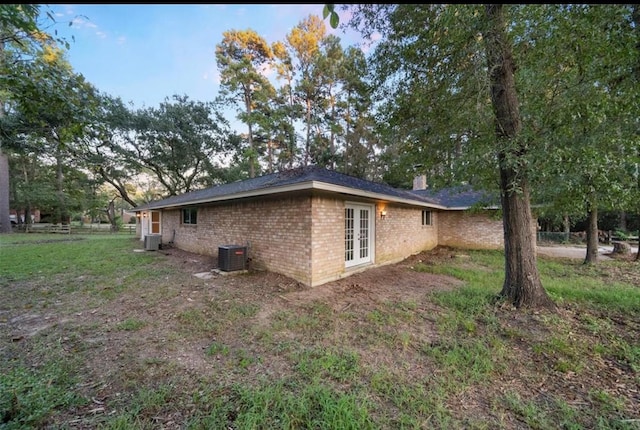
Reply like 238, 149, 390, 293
144, 234, 162, 251
218, 245, 247, 271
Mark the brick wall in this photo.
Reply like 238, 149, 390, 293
156, 195, 443, 287
375, 204, 439, 263
309, 196, 345, 286
160, 195, 313, 285
307, 199, 439, 286
438, 210, 504, 249
150, 194, 510, 287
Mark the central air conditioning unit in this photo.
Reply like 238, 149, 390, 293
218, 245, 247, 272
144, 234, 162, 251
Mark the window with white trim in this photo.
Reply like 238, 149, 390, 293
182, 207, 197, 225
422, 210, 433, 226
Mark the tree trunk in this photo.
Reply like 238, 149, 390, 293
267, 140, 273, 174
632, 5, 639, 261
484, 4, 555, 310
244, 89, 256, 178
329, 90, 336, 170
24, 206, 31, 225
287, 80, 296, 169
99, 173, 138, 208
636, 224, 639, 262
563, 214, 570, 234
0, 35, 10, 234
562, 214, 571, 242
0, 153, 10, 233
55, 147, 68, 224
619, 211, 627, 232
499, 166, 554, 308
107, 199, 118, 233
584, 206, 599, 264
305, 98, 311, 167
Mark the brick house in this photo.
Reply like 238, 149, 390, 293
133, 166, 503, 287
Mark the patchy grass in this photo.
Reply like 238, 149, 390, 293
1, 235, 639, 429
116, 318, 147, 332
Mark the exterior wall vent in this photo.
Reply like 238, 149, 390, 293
144, 234, 162, 251
218, 245, 247, 271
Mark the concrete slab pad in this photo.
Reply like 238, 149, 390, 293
193, 272, 214, 279
212, 268, 248, 276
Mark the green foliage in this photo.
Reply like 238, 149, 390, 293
270, 301, 334, 340
0, 234, 156, 283
421, 337, 499, 384
205, 341, 230, 357
369, 370, 453, 427
614, 230, 630, 240
501, 392, 555, 429
104, 385, 176, 428
611, 337, 640, 373
295, 347, 361, 383
127, 95, 234, 195
0, 352, 86, 428
347, 4, 639, 224
215, 29, 275, 178
176, 308, 218, 334
116, 318, 146, 331
541, 268, 640, 314
215, 381, 374, 430
501, 390, 637, 430
323, 4, 340, 29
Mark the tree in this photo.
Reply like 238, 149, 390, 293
216, 29, 274, 178
8, 146, 58, 224
517, 5, 638, 265
338, 46, 378, 179
483, 5, 554, 308
0, 4, 64, 232
272, 40, 302, 169
341, 4, 555, 308
286, 15, 327, 166
76, 93, 140, 208
127, 95, 233, 197
4, 41, 98, 224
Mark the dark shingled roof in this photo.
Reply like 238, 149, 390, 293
410, 185, 500, 209
134, 166, 496, 211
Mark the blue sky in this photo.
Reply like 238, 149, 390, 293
44, 4, 367, 113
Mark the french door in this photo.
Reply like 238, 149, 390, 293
345, 203, 373, 268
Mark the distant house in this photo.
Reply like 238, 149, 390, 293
9, 209, 41, 224
133, 166, 504, 287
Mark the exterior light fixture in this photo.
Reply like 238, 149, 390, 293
380, 210, 387, 219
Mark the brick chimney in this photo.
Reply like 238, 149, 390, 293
413, 174, 427, 190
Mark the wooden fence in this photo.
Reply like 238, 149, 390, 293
25, 223, 71, 234
20, 223, 137, 235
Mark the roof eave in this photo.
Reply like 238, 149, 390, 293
446, 205, 501, 211
134, 180, 450, 211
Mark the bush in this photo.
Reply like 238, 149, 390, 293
614, 230, 629, 240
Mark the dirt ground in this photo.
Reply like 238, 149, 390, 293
3, 243, 639, 427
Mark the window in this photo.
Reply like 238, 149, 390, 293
422, 210, 433, 226
182, 208, 197, 225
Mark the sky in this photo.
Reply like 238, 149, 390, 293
42, 4, 368, 113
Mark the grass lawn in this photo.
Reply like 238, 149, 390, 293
1, 233, 638, 429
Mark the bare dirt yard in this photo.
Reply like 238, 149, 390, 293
2, 239, 639, 428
